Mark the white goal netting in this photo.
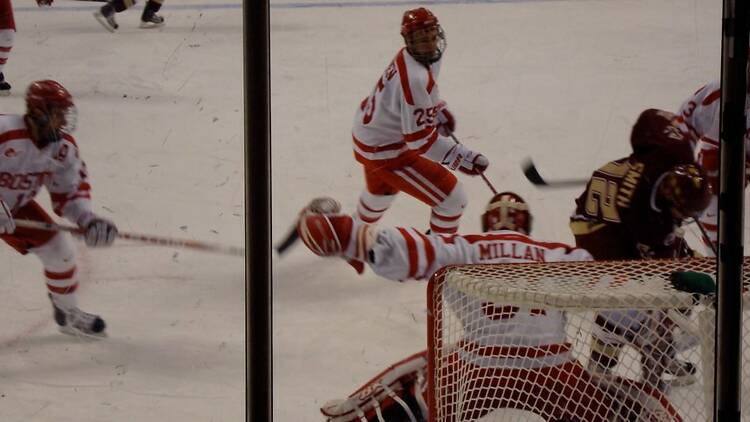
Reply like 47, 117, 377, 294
427, 257, 749, 422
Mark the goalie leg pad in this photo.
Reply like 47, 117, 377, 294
320, 350, 428, 422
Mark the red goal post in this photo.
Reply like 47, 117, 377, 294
427, 258, 750, 422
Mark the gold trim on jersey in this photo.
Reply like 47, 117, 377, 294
569, 220, 607, 235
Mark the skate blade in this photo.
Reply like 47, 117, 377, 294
0, 90, 10, 97
93, 11, 117, 33
663, 373, 697, 387
59, 325, 108, 339
139, 21, 165, 29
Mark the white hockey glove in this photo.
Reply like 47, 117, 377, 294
78, 212, 117, 247
442, 143, 489, 175
0, 199, 15, 234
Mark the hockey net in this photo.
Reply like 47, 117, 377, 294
427, 257, 750, 422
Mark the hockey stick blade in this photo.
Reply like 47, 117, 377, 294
274, 224, 300, 256
521, 158, 588, 188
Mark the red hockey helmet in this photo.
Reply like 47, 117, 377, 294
481, 191, 532, 234
25, 80, 77, 143
658, 163, 712, 220
400, 8, 446, 65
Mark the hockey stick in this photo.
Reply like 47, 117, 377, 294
14, 219, 244, 257
522, 158, 588, 188
692, 218, 718, 256
447, 133, 498, 195
274, 225, 299, 255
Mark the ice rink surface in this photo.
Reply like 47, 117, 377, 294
271, 0, 743, 421
0, 1, 243, 421
0, 0, 741, 421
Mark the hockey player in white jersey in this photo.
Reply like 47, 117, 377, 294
351, 7, 488, 242
296, 194, 681, 421
674, 80, 750, 253
0, 80, 117, 337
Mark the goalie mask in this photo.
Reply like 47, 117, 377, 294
657, 164, 711, 220
25, 80, 77, 148
401, 7, 446, 66
481, 191, 532, 235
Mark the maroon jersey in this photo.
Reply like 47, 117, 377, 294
570, 111, 696, 260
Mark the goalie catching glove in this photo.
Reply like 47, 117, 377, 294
297, 198, 377, 272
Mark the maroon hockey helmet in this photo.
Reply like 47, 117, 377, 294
400, 8, 446, 65
25, 80, 77, 143
481, 191, 532, 234
658, 164, 712, 220
629, 108, 690, 155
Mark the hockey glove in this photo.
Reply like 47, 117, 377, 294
297, 212, 374, 272
436, 102, 456, 137
78, 213, 117, 247
670, 271, 716, 295
0, 199, 15, 234
443, 143, 489, 175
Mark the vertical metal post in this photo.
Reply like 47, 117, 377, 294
715, 1, 748, 420
247, 0, 272, 420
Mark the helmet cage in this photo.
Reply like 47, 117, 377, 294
401, 8, 446, 65
481, 192, 532, 234
659, 164, 711, 219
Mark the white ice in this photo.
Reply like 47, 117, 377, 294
272, 0, 740, 421
0, 1, 243, 421
0, 0, 738, 421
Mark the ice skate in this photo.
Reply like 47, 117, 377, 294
49, 294, 107, 338
139, 13, 165, 29
94, 6, 118, 33
663, 358, 697, 387
0, 73, 11, 96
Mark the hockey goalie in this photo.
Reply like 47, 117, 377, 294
297, 195, 688, 421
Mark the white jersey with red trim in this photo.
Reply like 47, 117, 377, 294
352, 48, 450, 168
676, 81, 750, 250
367, 227, 592, 369
0, 114, 93, 224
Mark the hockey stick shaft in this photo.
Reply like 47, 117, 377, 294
448, 133, 498, 195
522, 158, 588, 188
14, 219, 244, 257
692, 218, 718, 256
274, 224, 299, 255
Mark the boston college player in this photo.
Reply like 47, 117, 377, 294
0, 80, 117, 337
674, 80, 750, 254
351, 7, 488, 239
296, 194, 681, 422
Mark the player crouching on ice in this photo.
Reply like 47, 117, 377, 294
294, 195, 710, 421
0, 80, 117, 337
